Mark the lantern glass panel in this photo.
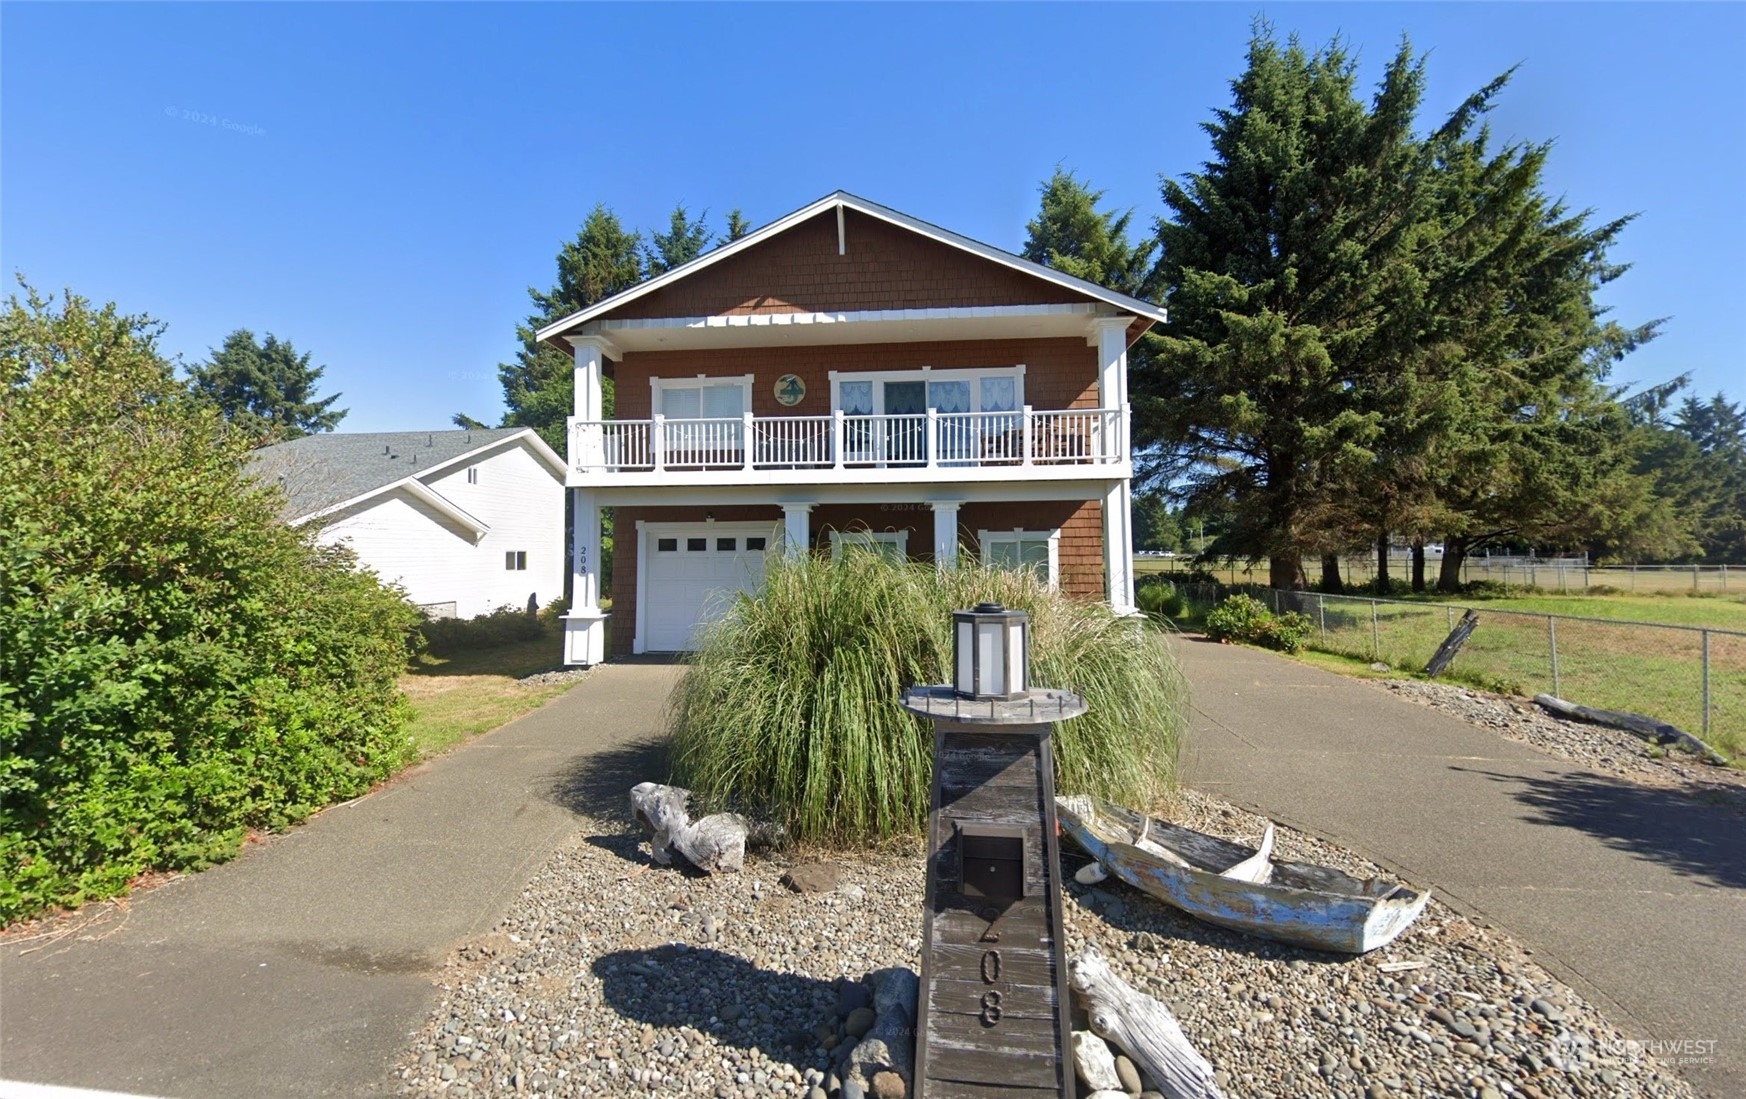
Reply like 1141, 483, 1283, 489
1007, 620, 1027, 695
955, 620, 974, 696
976, 621, 1004, 697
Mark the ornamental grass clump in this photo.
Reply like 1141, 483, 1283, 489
668, 550, 1186, 845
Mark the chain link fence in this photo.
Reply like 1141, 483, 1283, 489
1139, 556, 1746, 594
1165, 582, 1743, 757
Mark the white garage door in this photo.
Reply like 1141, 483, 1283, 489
642, 526, 774, 651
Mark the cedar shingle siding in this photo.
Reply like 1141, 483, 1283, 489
600, 209, 1102, 321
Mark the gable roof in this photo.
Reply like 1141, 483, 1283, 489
248, 427, 563, 524
536, 190, 1167, 351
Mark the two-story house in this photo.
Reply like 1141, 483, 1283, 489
537, 192, 1164, 664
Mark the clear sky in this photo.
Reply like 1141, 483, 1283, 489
4, 2, 1742, 432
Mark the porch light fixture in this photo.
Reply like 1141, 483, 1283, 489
953, 602, 1028, 701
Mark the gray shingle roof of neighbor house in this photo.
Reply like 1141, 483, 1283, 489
248, 428, 549, 522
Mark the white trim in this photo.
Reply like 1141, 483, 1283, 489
594, 302, 1100, 335
534, 190, 1166, 346
289, 429, 565, 527
635, 520, 780, 655
781, 502, 814, 560
979, 527, 1062, 588
932, 501, 960, 570
828, 529, 910, 562
589, 478, 1121, 509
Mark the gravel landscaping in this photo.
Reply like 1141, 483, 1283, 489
390, 783, 1700, 1099
1378, 679, 1746, 810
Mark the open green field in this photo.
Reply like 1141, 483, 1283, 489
1144, 565, 1745, 761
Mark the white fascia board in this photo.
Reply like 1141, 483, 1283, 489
534, 191, 1167, 345
415, 427, 568, 482
298, 478, 490, 538
595, 302, 1100, 336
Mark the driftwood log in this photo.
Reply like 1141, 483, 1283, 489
1423, 610, 1479, 677
1532, 695, 1730, 766
628, 782, 749, 872
1069, 949, 1224, 1099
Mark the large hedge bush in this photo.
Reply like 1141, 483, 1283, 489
0, 286, 420, 922
668, 551, 1186, 843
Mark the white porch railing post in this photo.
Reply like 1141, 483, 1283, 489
832, 410, 845, 469
1022, 405, 1034, 466
652, 414, 666, 473
926, 408, 939, 468
742, 411, 755, 470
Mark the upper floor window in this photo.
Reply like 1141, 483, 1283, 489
652, 375, 753, 420
505, 550, 527, 571
466, 466, 478, 484
831, 366, 1023, 418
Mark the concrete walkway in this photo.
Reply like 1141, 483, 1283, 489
1173, 637, 1745, 1099
0, 663, 683, 1099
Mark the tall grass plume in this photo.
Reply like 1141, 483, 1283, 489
668, 552, 1186, 844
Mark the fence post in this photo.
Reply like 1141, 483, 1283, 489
1371, 600, 1380, 660
1724, 564, 1729, 592
1318, 594, 1327, 647
1548, 616, 1560, 699
1695, 564, 1700, 593
1447, 605, 1454, 631
1702, 629, 1711, 740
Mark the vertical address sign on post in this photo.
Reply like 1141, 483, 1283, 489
901, 603, 1087, 1098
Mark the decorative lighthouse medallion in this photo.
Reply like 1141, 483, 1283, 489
900, 603, 1087, 1098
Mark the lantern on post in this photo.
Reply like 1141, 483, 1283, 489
902, 603, 1087, 1098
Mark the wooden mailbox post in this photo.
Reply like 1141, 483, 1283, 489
901, 603, 1086, 1099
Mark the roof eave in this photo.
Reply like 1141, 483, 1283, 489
534, 190, 1168, 354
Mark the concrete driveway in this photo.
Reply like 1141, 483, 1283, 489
0, 663, 683, 1099
1174, 636, 1745, 1099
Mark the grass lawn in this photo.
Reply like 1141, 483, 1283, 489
399, 620, 580, 757
1444, 592, 1746, 631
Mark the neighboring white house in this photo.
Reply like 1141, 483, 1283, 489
250, 428, 566, 619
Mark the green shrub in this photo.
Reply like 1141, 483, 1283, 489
1204, 594, 1312, 653
0, 286, 419, 923
418, 605, 545, 658
668, 553, 1186, 844
1136, 579, 1187, 620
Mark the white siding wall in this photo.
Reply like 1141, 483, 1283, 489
316, 440, 565, 620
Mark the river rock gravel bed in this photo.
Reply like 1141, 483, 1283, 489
1377, 679, 1746, 809
389, 790, 1697, 1099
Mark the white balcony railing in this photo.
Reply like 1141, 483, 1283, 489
570, 406, 1125, 476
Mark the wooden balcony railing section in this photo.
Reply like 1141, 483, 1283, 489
568, 407, 1125, 475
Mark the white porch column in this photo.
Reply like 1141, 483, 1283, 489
1104, 481, 1137, 616
567, 335, 611, 473
1093, 318, 1129, 411
931, 501, 960, 570
562, 488, 608, 665
782, 503, 814, 559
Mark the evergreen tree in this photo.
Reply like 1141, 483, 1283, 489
1021, 168, 1154, 296
497, 205, 644, 451
645, 205, 713, 276
1149, 30, 1429, 588
186, 330, 345, 445
722, 208, 752, 245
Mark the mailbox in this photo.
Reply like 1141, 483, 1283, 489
901, 604, 1089, 1098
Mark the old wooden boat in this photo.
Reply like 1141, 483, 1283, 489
1056, 795, 1430, 954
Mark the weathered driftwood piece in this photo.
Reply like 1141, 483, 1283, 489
630, 782, 692, 866
1423, 610, 1479, 677
670, 813, 749, 873
1058, 795, 1429, 954
628, 783, 748, 872
1533, 694, 1730, 766
1069, 950, 1224, 1099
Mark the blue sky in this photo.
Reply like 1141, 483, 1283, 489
4, 2, 1742, 432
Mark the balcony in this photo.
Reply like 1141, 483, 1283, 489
567, 406, 1128, 487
